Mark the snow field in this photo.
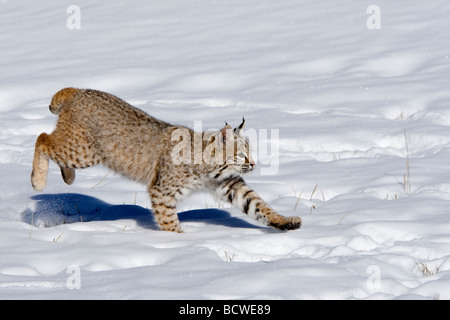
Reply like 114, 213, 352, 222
1, 0, 450, 299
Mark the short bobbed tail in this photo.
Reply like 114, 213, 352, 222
49, 87, 80, 114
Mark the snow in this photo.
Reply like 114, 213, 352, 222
1, 0, 450, 299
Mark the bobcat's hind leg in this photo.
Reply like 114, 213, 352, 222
60, 167, 75, 185
31, 133, 51, 191
32, 128, 99, 190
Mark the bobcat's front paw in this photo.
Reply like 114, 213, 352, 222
284, 216, 302, 230
270, 216, 302, 231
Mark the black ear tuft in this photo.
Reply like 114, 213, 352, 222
234, 117, 245, 135
239, 117, 245, 129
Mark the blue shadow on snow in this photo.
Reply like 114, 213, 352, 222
22, 193, 265, 230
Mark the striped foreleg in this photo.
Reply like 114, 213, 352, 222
148, 186, 182, 233
217, 176, 302, 230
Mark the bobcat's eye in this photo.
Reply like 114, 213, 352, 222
237, 152, 246, 159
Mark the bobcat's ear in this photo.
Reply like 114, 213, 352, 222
221, 123, 233, 142
234, 117, 245, 136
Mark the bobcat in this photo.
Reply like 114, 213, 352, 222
31, 88, 302, 232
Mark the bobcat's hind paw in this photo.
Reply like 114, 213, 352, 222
31, 170, 46, 191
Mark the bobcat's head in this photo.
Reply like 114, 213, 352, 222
170, 119, 255, 177
204, 118, 255, 176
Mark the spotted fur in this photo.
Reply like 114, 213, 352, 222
31, 88, 302, 232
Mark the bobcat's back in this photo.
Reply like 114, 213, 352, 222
51, 87, 170, 129
49, 88, 173, 184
